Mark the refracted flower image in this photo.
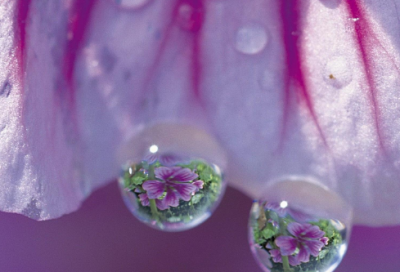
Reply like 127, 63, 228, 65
249, 201, 348, 272
119, 151, 225, 231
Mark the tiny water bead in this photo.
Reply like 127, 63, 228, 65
249, 200, 349, 272
323, 56, 353, 89
235, 23, 268, 55
119, 150, 226, 231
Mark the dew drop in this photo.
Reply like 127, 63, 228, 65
235, 24, 268, 55
249, 180, 351, 272
323, 56, 353, 89
118, 124, 227, 231
114, 0, 150, 9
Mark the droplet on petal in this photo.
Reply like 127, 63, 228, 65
235, 23, 268, 55
323, 56, 353, 89
249, 180, 351, 272
118, 124, 227, 231
113, 0, 150, 9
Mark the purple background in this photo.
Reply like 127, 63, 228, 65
0, 183, 399, 272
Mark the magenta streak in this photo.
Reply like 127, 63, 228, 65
181, 0, 204, 101
346, 1, 385, 151
280, 0, 328, 148
63, 0, 96, 106
15, 0, 32, 79
140, 0, 204, 107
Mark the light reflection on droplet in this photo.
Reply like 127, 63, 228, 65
279, 200, 288, 208
324, 56, 353, 89
149, 144, 158, 153
235, 24, 268, 55
114, 0, 150, 9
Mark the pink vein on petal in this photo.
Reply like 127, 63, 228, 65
346, 1, 389, 152
63, 0, 96, 106
174, 0, 205, 102
15, 0, 32, 82
280, 0, 328, 150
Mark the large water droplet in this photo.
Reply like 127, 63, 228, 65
324, 56, 353, 89
114, 0, 150, 9
249, 180, 351, 272
118, 124, 227, 231
235, 24, 268, 55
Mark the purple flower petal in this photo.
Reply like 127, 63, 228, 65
142, 180, 165, 199
265, 202, 287, 217
275, 236, 297, 256
288, 255, 302, 266
154, 166, 178, 181
143, 154, 158, 164
138, 193, 149, 206
169, 167, 198, 182
303, 240, 325, 257
302, 225, 325, 240
320, 237, 329, 245
288, 222, 325, 240
287, 222, 307, 237
269, 249, 282, 263
193, 180, 204, 191
173, 183, 197, 201
164, 188, 180, 207
159, 154, 181, 166
155, 198, 169, 210
296, 245, 310, 263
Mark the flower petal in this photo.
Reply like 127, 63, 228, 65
155, 198, 170, 210
173, 183, 197, 201
269, 249, 282, 263
169, 167, 198, 182
193, 180, 204, 191
138, 193, 149, 206
275, 236, 297, 256
164, 188, 180, 207
142, 180, 165, 199
303, 240, 325, 257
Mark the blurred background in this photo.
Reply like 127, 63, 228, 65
0, 182, 399, 272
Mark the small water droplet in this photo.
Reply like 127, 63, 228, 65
324, 56, 353, 89
114, 0, 150, 9
349, 17, 360, 22
235, 24, 268, 55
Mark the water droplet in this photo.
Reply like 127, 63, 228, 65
118, 124, 227, 231
349, 17, 360, 22
249, 180, 351, 272
323, 56, 353, 89
114, 0, 150, 9
235, 24, 268, 55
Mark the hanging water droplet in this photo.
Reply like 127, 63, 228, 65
114, 0, 150, 9
235, 24, 268, 55
249, 180, 351, 272
118, 124, 227, 231
323, 56, 353, 89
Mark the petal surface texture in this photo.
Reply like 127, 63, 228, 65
1, 0, 400, 225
